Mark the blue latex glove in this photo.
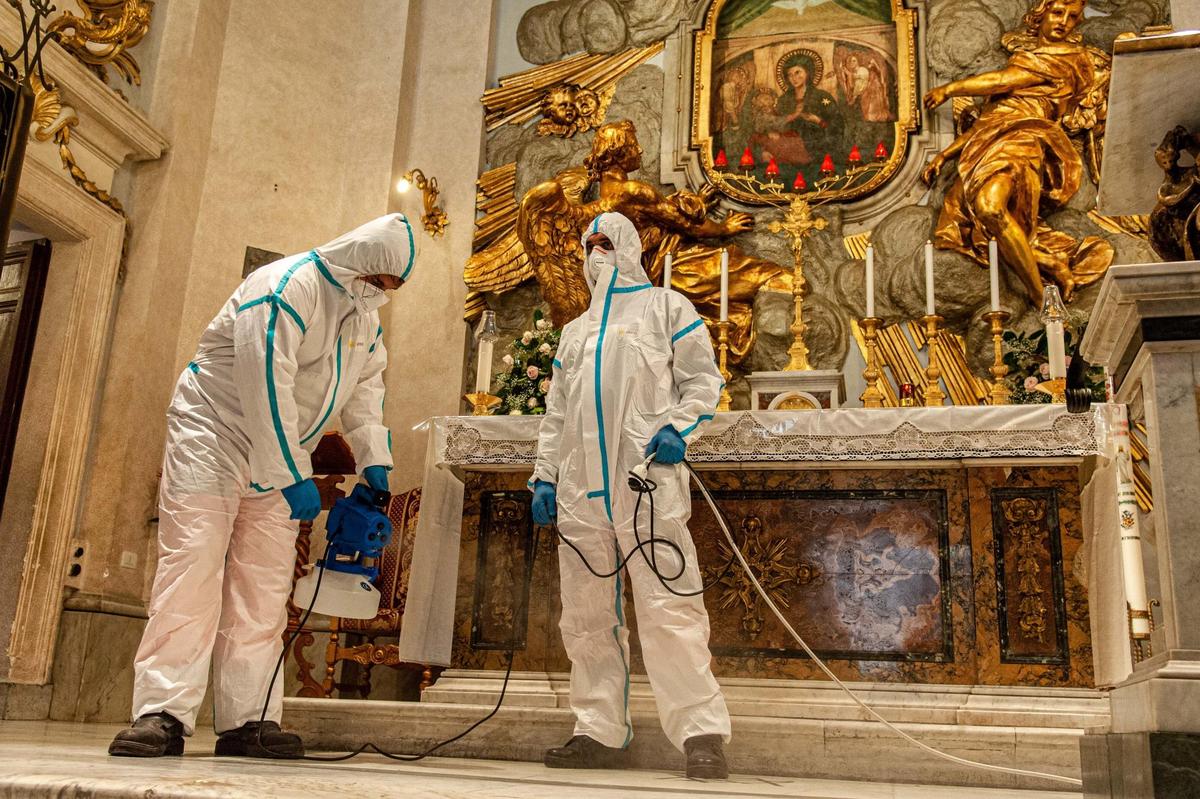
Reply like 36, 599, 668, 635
363, 465, 390, 493
281, 479, 322, 521
644, 425, 686, 465
531, 480, 557, 526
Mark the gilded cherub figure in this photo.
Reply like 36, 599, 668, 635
922, 0, 1113, 304
467, 120, 789, 362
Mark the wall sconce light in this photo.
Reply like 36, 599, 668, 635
397, 168, 448, 238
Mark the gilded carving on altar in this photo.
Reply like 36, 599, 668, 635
991, 489, 1069, 665
1149, 125, 1200, 262
692, 0, 918, 204
922, 0, 1114, 305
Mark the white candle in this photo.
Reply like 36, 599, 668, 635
719, 249, 729, 321
475, 338, 493, 393
1111, 404, 1151, 637
924, 241, 936, 316
988, 239, 1001, 312
664, 253, 673, 290
865, 246, 875, 319
1047, 319, 1066, 380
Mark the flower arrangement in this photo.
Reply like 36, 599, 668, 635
1002, 323, 1106, 404
493, 310, 561, 415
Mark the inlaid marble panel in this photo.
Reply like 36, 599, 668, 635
449, 465, 1093, 688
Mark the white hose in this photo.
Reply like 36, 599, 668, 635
687, 467, 1084, 788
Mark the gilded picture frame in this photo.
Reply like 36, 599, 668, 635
692, 0, 918, 205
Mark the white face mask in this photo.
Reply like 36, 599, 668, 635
586, 248, 615, 287
350, 278, 390, 314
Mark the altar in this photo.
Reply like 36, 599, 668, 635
279, 405, 1117, 789
398, 405, 1101, 690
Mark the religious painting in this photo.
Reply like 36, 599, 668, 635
689, 489, 953, 662
692, 0, 917, 205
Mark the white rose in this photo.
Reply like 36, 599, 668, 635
539, 378, 551, 393
536, 319, 550, 331
508, 408, 524, 415
521, 331, 534, 345
539, 342, 552, 355
502, 354, 514, 367
527, 397, 539, 408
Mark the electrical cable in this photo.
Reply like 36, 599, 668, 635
681, 461, 1084, 788
252, 530, 534, 763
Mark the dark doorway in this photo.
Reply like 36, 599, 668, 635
0, 238, 50, 519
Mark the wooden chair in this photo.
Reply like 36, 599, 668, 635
321, 485, 441, 697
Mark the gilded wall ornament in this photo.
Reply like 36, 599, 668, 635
922, 0, 1113, 305
46, 0, 154, 86
465, 120, 791, 363
537, 82, 614, 138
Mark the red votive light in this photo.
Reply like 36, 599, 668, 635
820, 154, 836, 175
793, 172, 807, 191
739, 147, 755, 169
848, 145, 863, 165
765, 156, 780, 177
875, 141, 889, 160
714, 148, 728, 168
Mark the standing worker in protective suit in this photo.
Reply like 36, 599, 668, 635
530, 211, 731, 779
109, 214, 415, 759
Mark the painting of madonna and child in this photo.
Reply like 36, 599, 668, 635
710, 0, 904, 194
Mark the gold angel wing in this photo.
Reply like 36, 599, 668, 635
516, 165, 601, 327
464, 163, 534, 297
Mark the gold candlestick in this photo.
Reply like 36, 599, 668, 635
463, 391, 501, 416
921, 314, 946, 407
983, 310, 1012, 405
715, 320, 733, 412
859, 317, 885, 408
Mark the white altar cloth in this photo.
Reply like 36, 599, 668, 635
397, 405, 1106, 666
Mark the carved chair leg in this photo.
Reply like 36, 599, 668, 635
322, 625, 340, 698
360, 661, 374, 699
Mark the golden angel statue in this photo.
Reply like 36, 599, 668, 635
465, 120, 789, 362
922, 0, 1113, 304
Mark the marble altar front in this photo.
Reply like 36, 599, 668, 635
398, 406, 1103, 692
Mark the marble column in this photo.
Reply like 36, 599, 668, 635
1079, 262, 1200, 798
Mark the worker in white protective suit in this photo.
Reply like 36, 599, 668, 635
109, 214, 415, 759
529, 211, 731, 779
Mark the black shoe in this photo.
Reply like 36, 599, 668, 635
108, 712, 185, 757
685, 734, 728, 779
544, 735, 631, 769
214, 721, 305, 759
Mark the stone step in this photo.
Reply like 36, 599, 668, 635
421, 670, 1110, 729
285, 674, 1104, 792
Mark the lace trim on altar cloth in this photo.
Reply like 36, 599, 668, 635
434, 408, 1102, 467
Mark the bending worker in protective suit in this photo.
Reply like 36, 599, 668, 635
109, 214, 415, 759
530, 211, 731, 779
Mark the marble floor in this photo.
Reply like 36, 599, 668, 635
0, 721, 1080, 798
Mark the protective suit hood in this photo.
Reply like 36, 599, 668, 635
581, 212, 650, 295
314, 213, 416, 306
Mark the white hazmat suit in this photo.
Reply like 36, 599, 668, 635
532, 211, 731, 751
130, 213, 414, 735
